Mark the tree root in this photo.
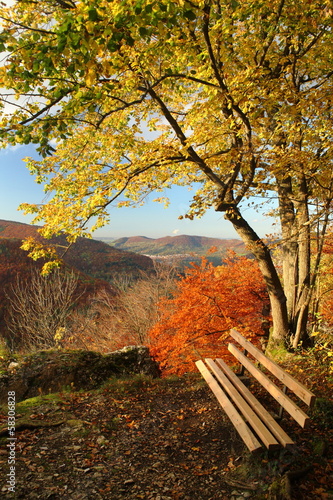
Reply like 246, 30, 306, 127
0, 419, 65, 437
224, 479, 257, 491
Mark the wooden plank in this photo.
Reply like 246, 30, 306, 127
215, 358, 294, 449
229, 329, 316, 408
205, 359, 280, 450
195, 360, 262, 453
228, 344, 310, 428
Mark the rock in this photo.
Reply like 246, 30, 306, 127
65, 419, 86, 429
96, 435, 106, 445
8, 361, 20, 372
0, 346, 160, 403
105, 345, 160, 378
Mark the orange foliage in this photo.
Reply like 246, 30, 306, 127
149, 252, 270, 375
318, 231, 333, 328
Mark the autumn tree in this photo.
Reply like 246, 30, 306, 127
313, 229, 333, 331
1, 0, 333, 348
149, 253, 269, 375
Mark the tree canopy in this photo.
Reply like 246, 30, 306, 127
1, 0, 333, 346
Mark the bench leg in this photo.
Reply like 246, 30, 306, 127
278, 386, 288, 420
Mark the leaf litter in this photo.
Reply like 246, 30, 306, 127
0, 372, 332, 499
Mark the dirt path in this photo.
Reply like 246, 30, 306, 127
0, 374, 332, 499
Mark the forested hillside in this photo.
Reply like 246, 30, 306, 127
0, 220, 153, 281
111, 234, 247, 259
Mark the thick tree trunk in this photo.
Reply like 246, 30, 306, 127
277, 176, 298, 319
277, 173, 311, 347
292, 176, 311, 347
220, 206, 289, 348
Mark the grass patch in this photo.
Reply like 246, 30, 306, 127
266, 346, 290, 362
99, 372, 202, 396
100, 373, 159, 395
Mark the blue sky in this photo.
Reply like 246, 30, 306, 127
0, 144, 277, 240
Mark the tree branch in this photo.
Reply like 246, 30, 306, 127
0, 16, 56, 35
18, 92, 71, 126
147, 86, 225, 189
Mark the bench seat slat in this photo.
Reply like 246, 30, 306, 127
228, 344, 310, 428
230, 329, 316, 408
215, 358, 294, 449
205, 358, 280, 450
195, 360, 262, 453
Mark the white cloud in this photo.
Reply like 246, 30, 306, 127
0, 143, 25, 153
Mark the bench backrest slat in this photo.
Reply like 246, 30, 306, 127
228, 343, 310, 428
215, 357, 294, 448
230, 329, 316, 408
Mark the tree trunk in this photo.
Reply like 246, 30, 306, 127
220, 206, 289, 348
277, 176, 298, 320
277, 173, 311, 347
292, 175, 311, 347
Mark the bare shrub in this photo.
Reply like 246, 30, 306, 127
64, 262, 178, 352
109, 262, 178, 346
64, 297, 116, 352
5, 268, 81, 350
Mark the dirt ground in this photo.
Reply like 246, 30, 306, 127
0, 373, 332, 500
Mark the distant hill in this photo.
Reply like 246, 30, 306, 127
111, 234, 247, 262
0, 237, 112, 310
0, 220, 154, 281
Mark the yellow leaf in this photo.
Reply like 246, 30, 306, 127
85, 67, 96, 87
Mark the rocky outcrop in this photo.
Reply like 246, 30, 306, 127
0, 346, 160, 403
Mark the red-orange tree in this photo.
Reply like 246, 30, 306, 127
149, 253, 269, 375
315, 231, 333, 330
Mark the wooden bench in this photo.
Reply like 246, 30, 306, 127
195, 328, 316, 453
